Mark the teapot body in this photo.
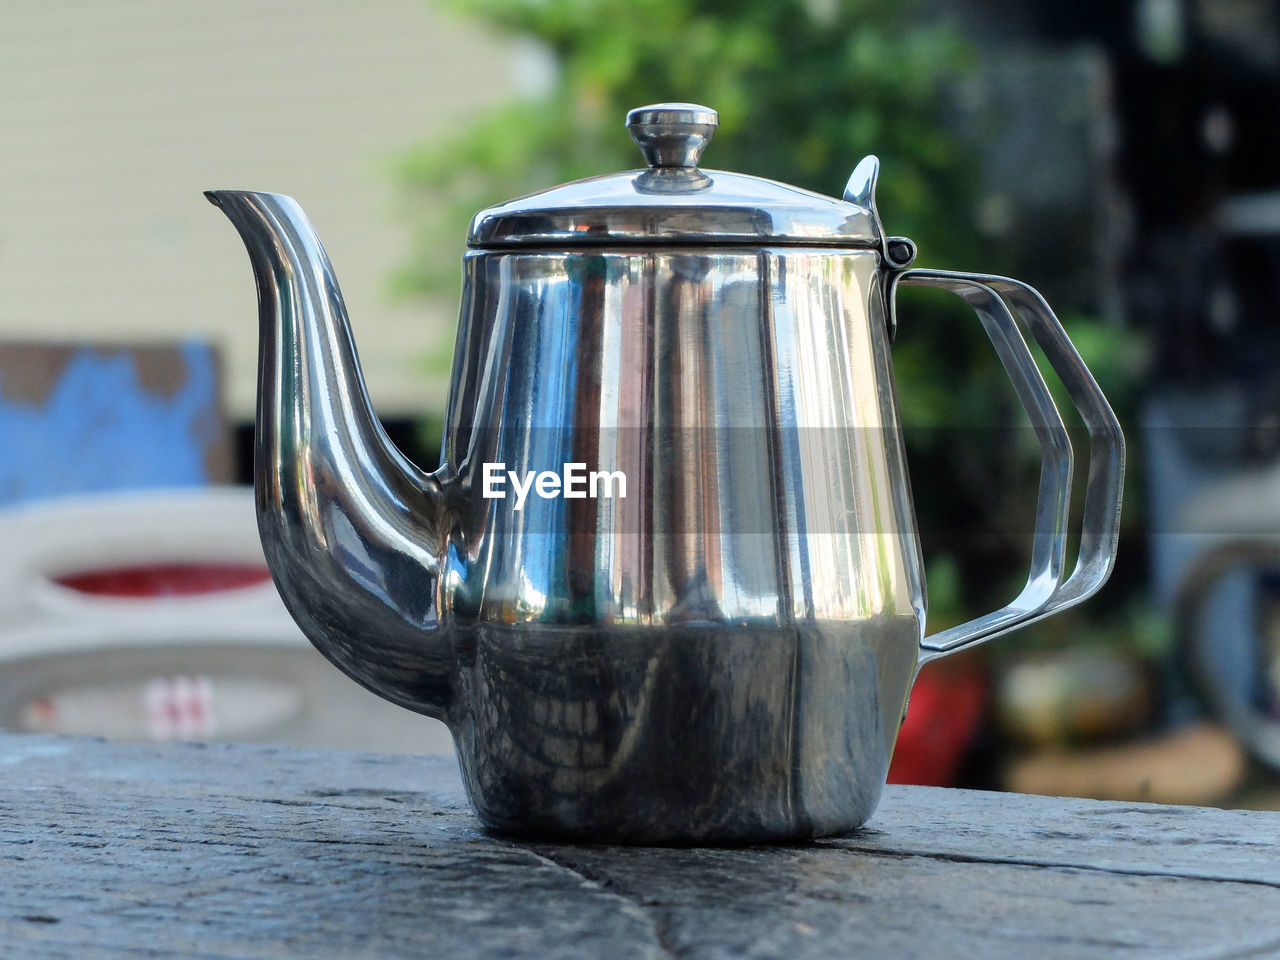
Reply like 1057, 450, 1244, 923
440, 245, 925, 840
210, 102, 1123, 843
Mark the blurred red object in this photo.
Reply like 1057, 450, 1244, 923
888, 656, 988, 786
54, 563, 272, 598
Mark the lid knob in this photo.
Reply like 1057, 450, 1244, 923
626, 103, 718, 169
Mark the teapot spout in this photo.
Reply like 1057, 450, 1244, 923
206, 190, 455, 720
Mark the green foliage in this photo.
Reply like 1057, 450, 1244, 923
394, 0, 977, 299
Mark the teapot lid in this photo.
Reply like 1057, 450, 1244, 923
467, 103, 890, 250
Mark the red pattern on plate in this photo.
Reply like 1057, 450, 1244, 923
54, 564, 272, 597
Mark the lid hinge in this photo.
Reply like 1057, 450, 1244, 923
844, 155, 917, 339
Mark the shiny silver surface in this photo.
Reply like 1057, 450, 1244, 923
625, 101, 718, 168
443, 246, 923, 840
204, 190, 456, 719
207, 101, 1124, 843
468, 104, 882, 248
889, 271, 1126, 661
843, 155, 918, 275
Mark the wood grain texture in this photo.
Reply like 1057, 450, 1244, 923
2, 732, 1279, 959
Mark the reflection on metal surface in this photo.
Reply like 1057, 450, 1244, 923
468, 103, 885, 247
625, 101, 718, 169
843, 155, 918, 274
208, 101, 1124, 842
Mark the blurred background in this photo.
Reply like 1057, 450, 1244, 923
3, 0, 1280, 808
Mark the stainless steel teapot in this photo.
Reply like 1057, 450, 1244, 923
207, 103, 1124, 842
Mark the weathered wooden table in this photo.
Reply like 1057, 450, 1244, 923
3, 731, 1279, 959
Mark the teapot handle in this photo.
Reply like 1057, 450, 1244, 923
887, 269, 1125, 664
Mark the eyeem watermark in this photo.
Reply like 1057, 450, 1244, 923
482, 463, 627, 510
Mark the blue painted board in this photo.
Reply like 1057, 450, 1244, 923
0, 342, 231, 505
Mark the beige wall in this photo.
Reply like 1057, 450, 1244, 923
0, 1, 518, 419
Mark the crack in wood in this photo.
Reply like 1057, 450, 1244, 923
820, 842, 1280, 892
525, 847, 680, 959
